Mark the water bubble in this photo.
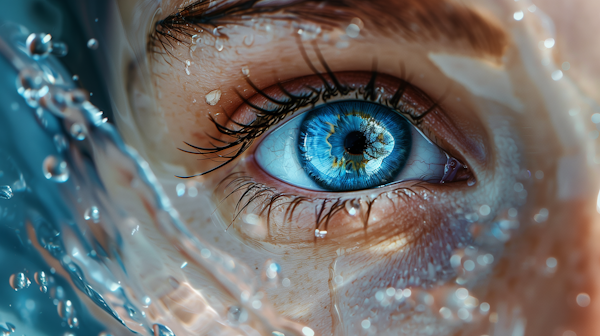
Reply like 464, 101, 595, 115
205, 89, 221, 106
53, 134, 68, 153
215, 38, 224, 51
361, 319, 371, 329
0, 186, 13, 200
263, 260, 281, 281
34, 271, 48, 286
479, 204, 491, 216
152, 324, 175, 336
227, 306, 248, 325
176, 183, 185, 197
513, 11, 524, 21
51, 42, 68, 57
87, 38, 99, 50
17, 68, 44, 93
9, 273, 31, 291
43, 156, 69, 182
552, 70, 564, 81
576, 293, 591, 307
243, 34, 254, 46
26, 33, 53, 58
69, 123, 86, 140
57, 300, 75, 320
84, 206, 100, 223
66, 89, 88, 107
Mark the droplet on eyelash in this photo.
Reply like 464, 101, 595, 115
205, 89, 221, 106
315, 229, 327, 238
241, 66, 250, 76
243, 34, 254, 46
345, 199, 361, 216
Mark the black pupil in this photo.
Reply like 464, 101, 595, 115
344, 131, 368, 155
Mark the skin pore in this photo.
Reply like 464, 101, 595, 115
110, 0, 600, 335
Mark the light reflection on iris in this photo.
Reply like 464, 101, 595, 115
298, 101, 412, 191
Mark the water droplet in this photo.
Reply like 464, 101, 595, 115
42, 156, 69, 182
34, 271, 48, 286
215, 38, 224, 51
513, 11, 524, 21
26, 33, 53, 59
314, 229, 327, 238
9, 273, 31, 291
57, 300, 75, 321
185, 60, 191, 75
302, 327, 315, 336
17, 68, 44, 93
87, 38, 99, 50
241, 66, 250, 76
243, 34, 254, 46
467, 176, 476, 186
205, 89, 222, 106
51, 42, 68, 57
69, 123, 86, 140
72, 75, 79, 81
263, 259, 281, 282
346, 23, 360, 38
227, 306, 248, 325
0, 185, 13, 200
53, 134, 68, 153
66, 89, 88, 107
152, 324, 175, 336
345, 199, 360, 216
84, 206, 100, 223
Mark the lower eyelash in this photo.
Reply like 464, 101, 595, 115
218, 171, 434, 241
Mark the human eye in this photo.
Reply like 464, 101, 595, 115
253, 75, 462, 192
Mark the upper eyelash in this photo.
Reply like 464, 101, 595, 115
177, 39, 441, 178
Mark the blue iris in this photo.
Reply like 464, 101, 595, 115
298, 101, 412, 191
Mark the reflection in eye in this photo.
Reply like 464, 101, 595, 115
256, 100, 449, 191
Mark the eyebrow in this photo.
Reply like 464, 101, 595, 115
153, 0, 507, 57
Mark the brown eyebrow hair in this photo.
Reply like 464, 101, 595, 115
151, 0, 507, 58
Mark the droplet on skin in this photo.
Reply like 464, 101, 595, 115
241, 66, 250, 76
243, 34, 254, 46
205, 89, 222, 106
215, 38, 224, 51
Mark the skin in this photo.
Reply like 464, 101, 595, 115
104, 0, 600, 335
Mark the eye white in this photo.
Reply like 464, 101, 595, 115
255, 111, 448, 191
